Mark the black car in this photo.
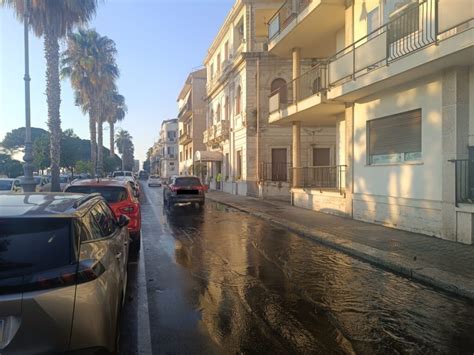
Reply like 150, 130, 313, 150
163, 176, 206, 208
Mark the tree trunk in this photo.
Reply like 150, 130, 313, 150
97, 119, 104, 177
44, 30, 62, 192
109, 121, 115, 157
89, 114, 97, 178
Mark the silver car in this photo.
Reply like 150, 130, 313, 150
0, 193, 130, 354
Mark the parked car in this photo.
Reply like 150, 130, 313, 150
147, 175, 161, 187
65, 178, 142, 252
112, 170, 133, 178
114, 175, 141, 197
39, 174, 72, 192
0, 192, 129, 353
17, 175, 48, 192
163, 176, 206, 209
0, 178, 22, 193
139, 170, 149, 180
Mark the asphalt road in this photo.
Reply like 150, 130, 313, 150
119, 184, 474, 355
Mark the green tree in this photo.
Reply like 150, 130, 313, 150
1, 127, 48, 153
32, 133, 50, 172
2, 0, 99, 191
74, 160, 93, 175
0, 153, 23, 178
104, 89, 127, 157
61, 29, 119, 177
115, 129, 134, 171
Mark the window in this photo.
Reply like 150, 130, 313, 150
225, 153, 230, 178
271, 78, 287, 104
216, 104, 221, 122
217, 53, 221, 72
235, 85, 242, 114
225, 96, 230, 120
189, 147, 192, 159
91, 204, 117, 237
65, 186, 128, 203
313, 148, 331, 166
367, 109, 422, 165
236, 150, 242, 179
367, 7, 380, 39
209, 109, 214, 127
167, 131, 176, 140
271, 148, 287, 181
387, 1, 419, 44
180, 151, 182, 161
224, 41, 229, 60
210, 63, 214, 79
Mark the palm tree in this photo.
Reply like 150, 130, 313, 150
104, 89, 127, 157
61, 29, 119, 176
2, 0, 98, 191
115, 129, 134, 171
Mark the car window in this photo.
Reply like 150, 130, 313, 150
65, 186, 128, 203
14, 180, 20, 187
0, 218, 74, 278
90, 203, 117, 237
175, 177, 201, 186
0, 180, 13, 191
83, 212, 103, 241
98, 202, 118, 235
113, 172, 125, 177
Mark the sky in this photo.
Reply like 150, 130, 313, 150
0, 0, 233, 165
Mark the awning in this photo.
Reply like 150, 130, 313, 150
195, 151, 223, 162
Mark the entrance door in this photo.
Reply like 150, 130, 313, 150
312, 147, 333, 188
313, 148, 331, 166
272, 148, 287, 181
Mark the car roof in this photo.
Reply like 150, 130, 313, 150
0, 178, 15, 181
0, 193, 102, 218
68, 178, 129, 187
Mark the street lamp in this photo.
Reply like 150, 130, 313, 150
21, 0, 36, 192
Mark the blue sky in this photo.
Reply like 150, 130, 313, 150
0, 0, 233, 163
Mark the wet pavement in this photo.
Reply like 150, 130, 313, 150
120, 185, 474, 354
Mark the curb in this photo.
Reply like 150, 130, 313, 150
207, 195, 474, 301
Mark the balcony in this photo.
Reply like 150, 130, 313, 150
203, 120, 230, 146
292, 165, 346, 195
268, 62, 345, 125
178, 100, 192, 121
179, 130, 192, 145
327, 0, 474, 101
268, 0, 345, 58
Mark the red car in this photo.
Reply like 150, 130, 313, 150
65, 178, 142, 252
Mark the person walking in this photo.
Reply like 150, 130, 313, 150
216, 172, 222, 190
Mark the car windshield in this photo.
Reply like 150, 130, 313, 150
0, 219, 73, 278
150, 176, 159, 179
0, 180, 12, 191
174, 177, 201, 186
113, 172, 125, 177
125, 172, 133, 176
59, 176, 69, 183
65, 186, 128, 203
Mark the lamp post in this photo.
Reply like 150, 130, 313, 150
21, 0, 36, 192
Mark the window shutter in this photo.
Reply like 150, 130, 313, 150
369, 109, 421, 156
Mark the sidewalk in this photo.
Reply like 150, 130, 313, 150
206, 191, 474, 301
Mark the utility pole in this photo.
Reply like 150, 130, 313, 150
21, 0, 36, 192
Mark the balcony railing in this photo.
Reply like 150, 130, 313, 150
259, 162, 292, 182
328, 0, 438, 86
292, 165, 346, 195
179, 130, 192, 145
178, 99, 192, 119
269, 62, 327, 113
268, 0, 311, 40
449, 159, 474, 206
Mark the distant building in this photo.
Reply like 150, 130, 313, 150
159, 119, 178, 178
177, 68, 207, 176
133, 160, 139, 173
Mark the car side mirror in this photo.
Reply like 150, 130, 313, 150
117, 215, 130, 228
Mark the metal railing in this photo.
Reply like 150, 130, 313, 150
178, 99, 192, 118
269, 62, 327, 113
259, 162, 292, 182
449, 159, 474, 206
268, 0, 311, 40
292, 165, 346, 195
328, 0, 437, 86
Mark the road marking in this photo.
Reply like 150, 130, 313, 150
137, 231, 153, 354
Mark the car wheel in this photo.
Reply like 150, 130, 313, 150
130, 233, 141, 255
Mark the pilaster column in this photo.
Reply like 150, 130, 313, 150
292, 121, 301, 187
292, 47, 301, 103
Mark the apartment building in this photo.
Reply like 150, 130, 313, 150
202, 0, 331, 200
266, 0, 473, 243
177, 68, 207, 176
158, 119, 179, 178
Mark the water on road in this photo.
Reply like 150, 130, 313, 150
123, 185, 474, 354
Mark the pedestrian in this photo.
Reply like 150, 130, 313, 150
216, 172, 222, 190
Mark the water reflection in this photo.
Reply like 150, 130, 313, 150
165, 203, 474, 354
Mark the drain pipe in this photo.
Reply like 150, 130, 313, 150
256, 56, 260, 187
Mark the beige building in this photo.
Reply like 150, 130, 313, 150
158, 119, 178, 178
202, 0, 331, 200
177, 68, 207, 176
266, 0, 473, 243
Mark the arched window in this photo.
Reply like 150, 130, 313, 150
271, 78, 287, 104
216, 104, 221, 122
224, 96, 230, 121
235, 85, 242, 114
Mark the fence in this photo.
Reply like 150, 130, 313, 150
292, 165, 346, 195
259, 162, 292, 183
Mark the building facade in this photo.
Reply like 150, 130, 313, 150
177, 68, 207, 176
266, 0, 473, 243
158, 119, 179, 178
203, 0, 326, 201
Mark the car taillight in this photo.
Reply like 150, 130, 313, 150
119, 205, 136, 214
0, 259, 104, 295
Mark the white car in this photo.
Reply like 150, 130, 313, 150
147, 175, 161, 187
0, 178, 23, 193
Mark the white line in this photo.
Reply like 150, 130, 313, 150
137, 233, 153, 354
